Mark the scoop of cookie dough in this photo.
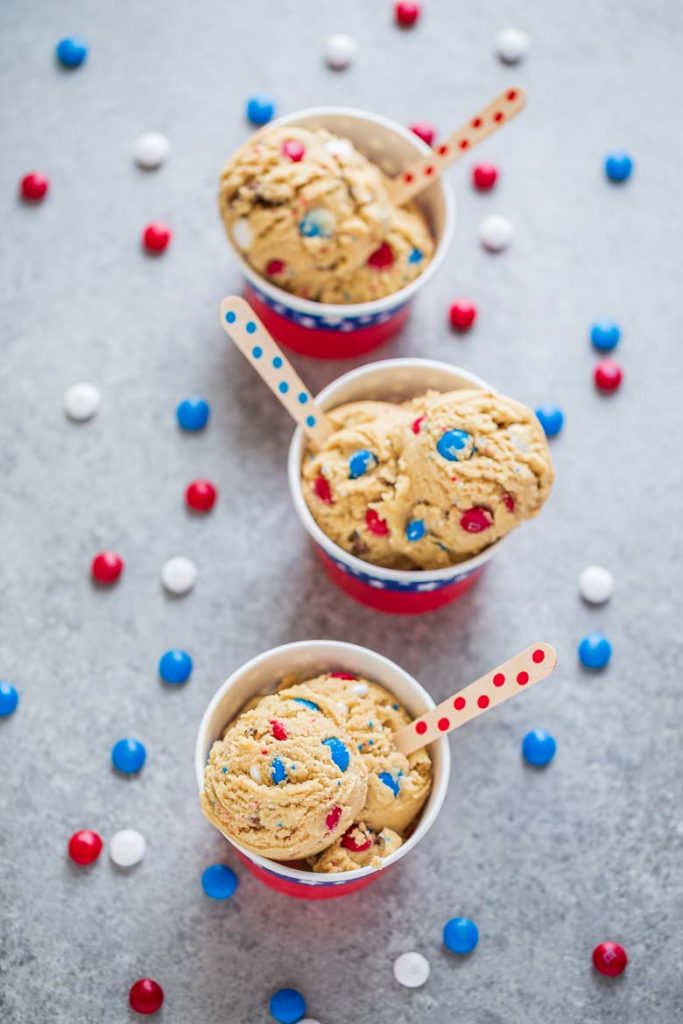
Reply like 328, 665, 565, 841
312, 823, 402, 873
301, 389, 554, 570
218, 125, 433, 303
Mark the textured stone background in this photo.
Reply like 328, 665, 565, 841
1, 1, 682, 1021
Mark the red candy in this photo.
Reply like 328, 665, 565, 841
592, 942, 628, 977
270, 719, 288, 741
142, 222, 172, 253
68, 829, 103, 866
409, 122, 435, 147
502, 493, 515, 512
129, 979, 164, 1015
330, 672, 358, 680
91, 550, 124, 584
472, 163, 499, 191
313, 475, 333, 504
341, 826, 372, 853
266, 259, 286, 276
460, 507, 493, 533
449, 300, 477, 332
594, 359, 623, 393
367, 242, 395, 270
395, 1, 421, 26
325, 805, 342, 831
20, 171, 49, 201
185, 479, 217, 512
281, 139, 305, 162
365, 508, 390, 536
411, 415, 426, 435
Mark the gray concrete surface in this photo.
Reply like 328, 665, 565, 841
1, 1, 682, 1021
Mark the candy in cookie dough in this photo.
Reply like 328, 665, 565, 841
312, 823, 402, 873
218, 125, 434, 303
302, 389, 554, 570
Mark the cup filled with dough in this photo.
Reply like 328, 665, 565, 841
195, 640, 450, 899
217, 108, 454, 359
288, 358, 555, 614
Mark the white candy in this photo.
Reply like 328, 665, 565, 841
393, 951, 430, 988
231, 218, 253, 251
351, 682, 369, 697
578, 565, 614, 605
249, 764, 261, 783
494, 28, 530, 64
161, 556, 198, 595
109, 829, 146, 868
133, 132, 170, 170
325, 33, 358, 70
325, 138, 354, 159
479, 214, 513, 252
64, 382, 100, 421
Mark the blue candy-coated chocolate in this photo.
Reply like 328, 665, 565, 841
111, 737, 146, 774
292, 697, 320, 712
348, 449, 377, 479
322, 737, 350, 773
591, 320, 621, 351
158, 649, 193, 684
604, 152, 633, 182
437, 429, 474, 461
176, 397, 210, 431
56, 37, 88, 68
0, 682, 19, 717
535, 406, 564, 438
269, 988, 307, 1024
201, 863, 238, 900
271, 757, 287, 784
405, 519, 426, 542
578, 633, 612, 669
443, 917, 479, 954
246, 95, 275, 126
522, 729, 557, 766
378, 771, 400, 796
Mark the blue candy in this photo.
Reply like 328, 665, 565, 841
590, 320, 621, 351
112, 738, 146, 774
246, 95, 275, 126
405, 519, 426, 542
269, 988, 306, 1024
348, 449, 377, 479
522, 729, 557, 766
578, 633, 612, 669
443, 917, 479, 955
378, 771, 400, 796
0, 682, 19, 717
604, 152, 633, 182
408, 247, 424, 263
437, 429, 474, 461
292, 697, 320, 712
159, 649, 193, 684
56, 37, 88, 68
201, 863, 238, 900
176, 396, 210, 431
322, 737, 350, 773
271, 757, 287, 784
535, 406, 564, 438
298, 207, 335, 239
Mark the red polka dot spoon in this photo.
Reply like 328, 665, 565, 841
386, 86, 527, 207
394, 643, 557, 756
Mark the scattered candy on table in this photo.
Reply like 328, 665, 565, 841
592, 941, 628, 976
443, 916, 479, 954
409, 121, 435, 147
594, 359, 623, 393
269, 987, 307, 1024
535, 406, 564, 438
112, 737, 147, 774
64, 381, 100, 421
176, 396, 210, 431
395, 2, 421, 28
590, 320, 621, 352
578, 565, 614, 605
472, 162, 498, 191
110, 829, 146, 867
91, 550, 124, 585
604, 152, 633, 183
159, 649, 193, 684
129, 978, 164, 1015
0, 682, 19, 717
201, 863, 239, 900
55, 37, 88, 68
522, 729, 557, 766
68, 829, 103, 866
449, 300, 477, 332
185, 479, 217, 512
20, 171, 49, 201
161, 555, 198, 595
142, 222, 172, 253
479, 214, 513, 252
578, 633, 612, 670
393, 951, 430, 988
324, 33, 358, 70
133, 132, 171, 169
494, 28, 530, 64
246, 95, 276, 126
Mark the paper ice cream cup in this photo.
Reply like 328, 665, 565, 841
226, 106, 455, 360
195, 641, 450, 900
288, 358, 505, 614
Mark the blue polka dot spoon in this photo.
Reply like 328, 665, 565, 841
219, 296, 332, 449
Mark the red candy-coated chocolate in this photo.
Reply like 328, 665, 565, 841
91, 551, 124, 584
129, 978, 164, 1015
502, 493, 515, 512
365, 508, 389, 536
395, 1, 421, 26
68, 829, 103, 866
592, 942, 628, 977
281, 139, 305, 162
270, 719, 288, 741
411, 415, 426, 435
142, 222, 171, 253
313, 475, 333, 504
20, 171, 49, 201
325, 805, 342, 831
266, 259, 286, 275
341, 826, 372, 853
330, 672, 358, 680
185, 479, 217, 512
594, 359, 623, 392
367, 242, 395, 270
409, 122, 435, 147
472, 163, 499, 191
449, 300, 477, 332
460, 507, 493, 533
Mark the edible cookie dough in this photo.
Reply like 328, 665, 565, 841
302, 389, 554, 570
218, 125, 434, 303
